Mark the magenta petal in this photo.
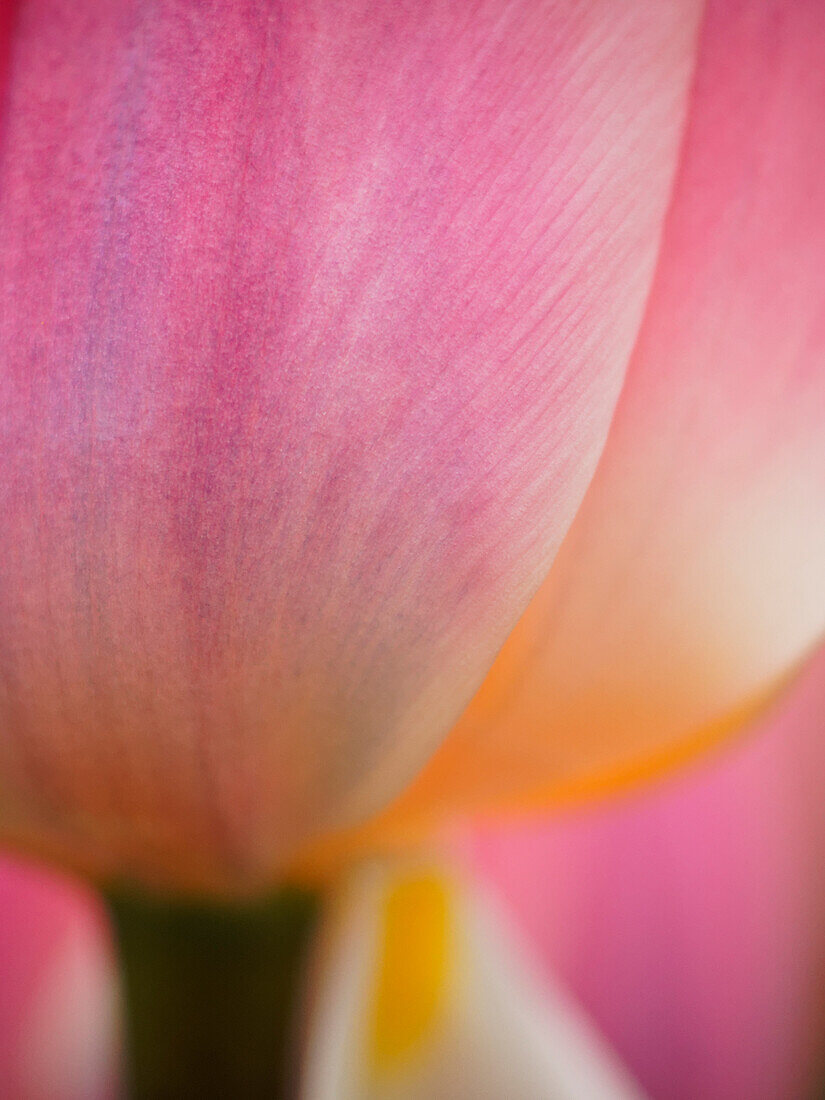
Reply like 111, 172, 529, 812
0, 1, 699, 888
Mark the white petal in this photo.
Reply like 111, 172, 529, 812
301, 862, 645, 1100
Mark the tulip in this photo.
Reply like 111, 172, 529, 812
2, 0, 823, 881
0, 0, 702, 891
1, 0, 824, 1094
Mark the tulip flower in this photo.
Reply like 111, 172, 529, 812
0, 0, 704, 891
0, 0, 824, 1094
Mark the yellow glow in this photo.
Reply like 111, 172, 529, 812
367, 873, 451, 1077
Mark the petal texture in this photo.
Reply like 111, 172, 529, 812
0, 0, 699, 888
383, 0, 825, 819
463, 643, 825, 1100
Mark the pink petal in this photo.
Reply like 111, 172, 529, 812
0, 856, 118, 1100
390, 0, 825, 816
0, 1, 699, 889
461, 643, 825, 1100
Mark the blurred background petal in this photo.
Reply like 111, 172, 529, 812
0, 0, 699, 890
460, 643, 825, 1100
0, 856, 118, 1100
302, 862, 643, 1100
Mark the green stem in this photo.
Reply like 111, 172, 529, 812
106, 886, 320, 1100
